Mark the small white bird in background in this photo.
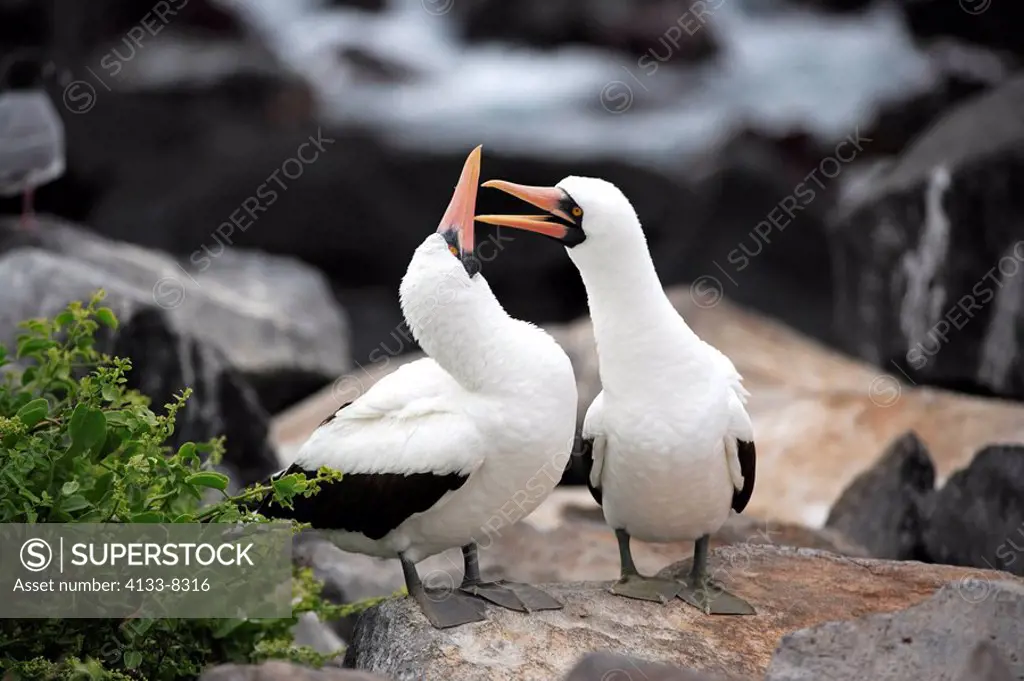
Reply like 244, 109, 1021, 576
0, 56, 66, 231
477, 176, 757, 615
257, 147, 579, 629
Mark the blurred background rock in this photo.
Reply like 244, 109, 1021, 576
2, 0, 1023, 576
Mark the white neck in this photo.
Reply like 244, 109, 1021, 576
569, 224, 699, 389
402, 269, 516, 392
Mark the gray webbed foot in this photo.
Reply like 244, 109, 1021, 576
674, 534, 755, 615
460, 580, 563, 612
610, 574, 684, 604
402, 551, 487, 629
410, 584, 489, 628
676, 578, 755, 615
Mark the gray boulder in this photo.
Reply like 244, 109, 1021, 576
111, 307, 278, 487
923, 444, 1024, 576
765, 581, 1024, 681
825, 431, 936, 560
828, 73, 1024, 401
0, 246, 279, 485
0, 219, 349, 412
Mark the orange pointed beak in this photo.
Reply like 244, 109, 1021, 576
437, 145, 482, 272
475, 179, 579, 243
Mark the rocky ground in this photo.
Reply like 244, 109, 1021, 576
344, 548, 1022, 681
196, 483, 1024, 679
265, 289, 1024, 678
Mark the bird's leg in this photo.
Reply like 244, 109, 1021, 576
690, 532, 709, 585
400, 552, 486, 629
457, 542, 562, 613
19, 187, 36, 231
609, 529, 682, 604
460, 543, 482, 587
617, 527, 639, 579
675, 534, 755, 615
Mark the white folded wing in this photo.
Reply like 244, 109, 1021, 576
294, 358, 487, 478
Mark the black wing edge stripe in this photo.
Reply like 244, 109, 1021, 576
577, 436, 603, 507
731, 439, 756, 514
257, 468, 470, 540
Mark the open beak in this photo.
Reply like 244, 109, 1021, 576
475, 180, 577, 243
437, 145, 482, 275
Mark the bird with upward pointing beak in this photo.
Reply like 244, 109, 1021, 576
257, 148, 579, 629
476, 176, 757, 615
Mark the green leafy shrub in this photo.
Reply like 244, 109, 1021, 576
0, 293, 376, 680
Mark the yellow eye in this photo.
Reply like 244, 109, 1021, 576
449, 245, 459, 257
571, 206, 583, 217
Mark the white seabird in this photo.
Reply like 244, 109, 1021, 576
257, 147, 578, 628
477, 176, 757, 615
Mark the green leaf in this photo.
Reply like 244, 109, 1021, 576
100, 430, 125, 457
68, 405, 106, 453
60, 495, 91, 513
185, 472, 229, 491
61, 481, 80, 496
212, 618, 246, 638
16, 337, 55, 358
85, 471, 113, 503
123, 650, 143, 669
100, 383, 119, 402
54, 311, 75, 327
122, 618, 154, 637
131, 511, 162, 523
272, 474, 306, 498
176, 442, 197, 464
104, 410, 129, 427
95, 307, 118, 329
15, 398, 49, 427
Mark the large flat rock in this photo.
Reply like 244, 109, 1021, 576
343, 544, 1019, 681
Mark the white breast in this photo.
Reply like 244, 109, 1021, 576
596, 381, 736, 542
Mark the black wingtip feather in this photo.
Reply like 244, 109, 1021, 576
732, 439, 756, 513
577, 437, 603, 507
256, 465, 470, 540
318, 401, 353, 428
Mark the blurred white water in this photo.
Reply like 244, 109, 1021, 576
215, 0, 936, 166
